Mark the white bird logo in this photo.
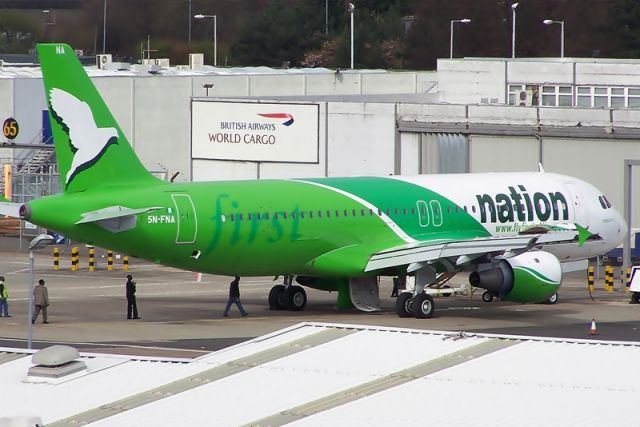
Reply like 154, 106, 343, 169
49, 88, 118, 186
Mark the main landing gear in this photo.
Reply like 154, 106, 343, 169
268, 275, 307, 311
395, 292, 435, 318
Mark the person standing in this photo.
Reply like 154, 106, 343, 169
223, 276, 248, 317
126, 274, 140, 319
0, 276, 10, 317
32, 279, 49, 324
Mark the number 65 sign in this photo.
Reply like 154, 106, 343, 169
3, 118, 19, 140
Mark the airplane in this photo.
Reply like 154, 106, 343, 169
0, 43, 627, 318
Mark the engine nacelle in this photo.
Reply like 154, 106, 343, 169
469, 251, 562, 303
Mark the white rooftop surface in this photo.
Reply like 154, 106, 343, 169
2, 322, 640, 426
0, 64, 385, 79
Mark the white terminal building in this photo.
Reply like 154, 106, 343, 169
0, 54, 639, 228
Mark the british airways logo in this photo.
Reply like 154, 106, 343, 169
258, 113, 295, 126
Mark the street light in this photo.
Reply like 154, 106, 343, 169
194, 14, 217, 67
102, 0, 107, 53
511, 2, 519, 58
188, 0, 192, 43
27, 234, 55, 350
348, 3, 355, 69
543, 19, 565, 58
450, 18, 471, 59
42, 10, 55, 25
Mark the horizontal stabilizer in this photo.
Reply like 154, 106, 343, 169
76, 205, 163, 233
0, 202, 22, 218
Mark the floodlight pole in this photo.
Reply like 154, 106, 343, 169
511, 3, 519, 58
349, 3, 354, 69
102, 0, 107, 53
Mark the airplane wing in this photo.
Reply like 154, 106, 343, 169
76, 205, 163, 233
0, 202, 22, 218
365, 230, 581, 272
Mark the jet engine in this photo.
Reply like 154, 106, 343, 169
468, 251, 562, 303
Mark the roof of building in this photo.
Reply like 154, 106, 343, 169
2, 321, 638, 426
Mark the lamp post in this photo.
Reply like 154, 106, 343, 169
188, 0, 192, 43
511, 2, 519, 58
325, 0, 329, 34
450, 18, 471, 59
102, 0, 107, 53
27, 234, 55, 350
42, 9, 55, 25
194, 14, 217, 67
543, 19, 565, 58
348, 3, 355, 69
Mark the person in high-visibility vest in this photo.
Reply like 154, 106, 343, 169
0, 276, 10, 317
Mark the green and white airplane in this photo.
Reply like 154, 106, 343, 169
0, 44, 627, 318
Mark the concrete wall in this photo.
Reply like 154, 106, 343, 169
13, 79, 45, 145
326, 102, 396, 176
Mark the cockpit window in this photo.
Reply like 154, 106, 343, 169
598, 196, 607, 209
598, 195, 612, 209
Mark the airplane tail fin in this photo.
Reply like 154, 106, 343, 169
37, 43, 160, 193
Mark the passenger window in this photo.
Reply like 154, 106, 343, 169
230, 214, 235, 221
361, 209, 366, 216
335, 210, 340, 217
309, 211, 313, 218
282, 212, 288, 219
247, 213, 253, 220
317, 211, 322, 218
263, 212, 269, 220
300, 211, 305, 219
238, 213, 243, 221
274, 212, 279, 220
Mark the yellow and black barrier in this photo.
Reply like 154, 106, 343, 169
53, 247, 60, 271
71, 246, 79, 271
605, 266, 614, 292
88, 247, 95, 272
123, 255, 129, 271
107, 250, 114, 271
625, 267, 631, 292
587, 265, 594, 292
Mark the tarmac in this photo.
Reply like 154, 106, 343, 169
0, 236, 639, 358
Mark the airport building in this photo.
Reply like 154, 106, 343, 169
1, 55, 639, 227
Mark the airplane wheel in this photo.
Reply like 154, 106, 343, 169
268, 285, 286, 310
285, 285, 307, 311
482, 291, 494, 303
545, 293, 559, 305
413, 293, 435, 319
395, 292, 413, 318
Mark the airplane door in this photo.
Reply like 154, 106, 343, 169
171, 194, 197, 244
565, 183, 588, 226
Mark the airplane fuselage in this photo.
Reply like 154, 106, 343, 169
25, 172, 625, 277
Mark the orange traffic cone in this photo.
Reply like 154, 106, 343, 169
589, 319, 597, 336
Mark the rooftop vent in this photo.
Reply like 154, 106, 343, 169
28, 345, 86, 379
189, 53, 204, 70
